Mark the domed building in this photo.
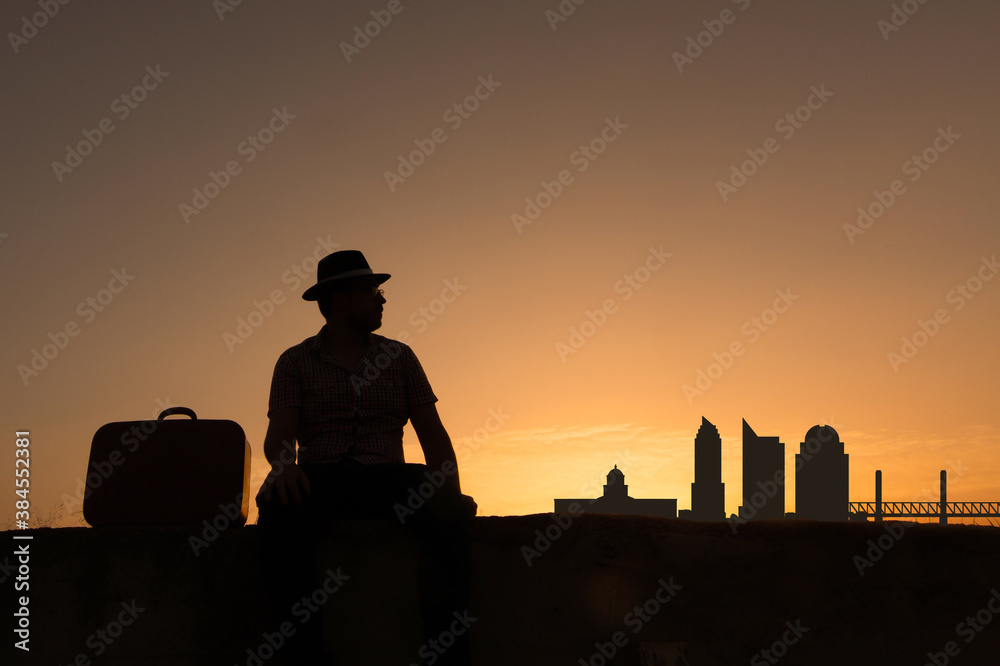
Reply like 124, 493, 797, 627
795, 425, 849, 521
554, 466, 677, 518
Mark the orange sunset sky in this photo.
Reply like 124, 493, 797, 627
2, 0, 999, 527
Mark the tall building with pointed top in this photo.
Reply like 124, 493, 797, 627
795, 425, 849, 521
740, 419, 785, 520
690, 417, 725, 521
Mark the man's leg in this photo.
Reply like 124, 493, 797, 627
264, 461, 474, 664
256, 465, 340, 665
360, 463, 474, 666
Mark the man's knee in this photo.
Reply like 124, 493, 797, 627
406, 486, 472, 531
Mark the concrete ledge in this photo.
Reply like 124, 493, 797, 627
5, 516, 1000, 665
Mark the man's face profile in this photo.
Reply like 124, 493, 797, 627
327, 279, 386, 332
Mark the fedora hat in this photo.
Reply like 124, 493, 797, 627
302, 250, 391, 301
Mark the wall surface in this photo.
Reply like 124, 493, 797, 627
4, 515, 1000, 665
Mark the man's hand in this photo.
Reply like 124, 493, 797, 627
258, 407, 305, 506
256, 463, 312, 506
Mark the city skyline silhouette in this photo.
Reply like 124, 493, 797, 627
5, 2, 1000, 663
4, 0, 999, 528
552, 417, 1000, 523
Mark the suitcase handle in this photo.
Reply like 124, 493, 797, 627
157, 407, 197, 420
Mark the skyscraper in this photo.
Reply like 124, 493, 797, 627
795, 425, 849, 521
740, 419, 785, 520
691, 417, 725, 521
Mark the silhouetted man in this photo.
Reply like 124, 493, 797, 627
255, 250, 475, 665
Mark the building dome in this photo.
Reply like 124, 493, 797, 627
805, 425, 839, 445
604, 465, 628, 498
797, 425, 849, 521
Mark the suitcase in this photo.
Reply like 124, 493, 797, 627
83, 407, 250, 527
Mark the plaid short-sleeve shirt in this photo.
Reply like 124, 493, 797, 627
268, 327, 437, 465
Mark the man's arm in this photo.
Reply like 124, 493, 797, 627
410, 402, 463, 493
256, 406, 311, 505
411, 403, 477, 517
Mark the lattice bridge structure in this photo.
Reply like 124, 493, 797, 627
848, 470, 1000, 525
